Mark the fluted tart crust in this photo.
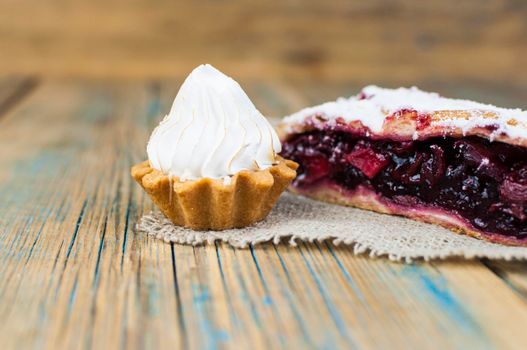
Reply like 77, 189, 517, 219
131, 157, 298, 230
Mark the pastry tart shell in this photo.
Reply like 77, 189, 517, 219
131, 157, 298, 230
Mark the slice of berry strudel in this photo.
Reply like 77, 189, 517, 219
279, 86, 527, 246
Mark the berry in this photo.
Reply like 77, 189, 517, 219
345, 143, 390, 179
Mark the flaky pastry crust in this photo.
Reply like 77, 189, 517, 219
279, 110, 527, 148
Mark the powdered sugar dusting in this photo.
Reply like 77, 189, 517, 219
283, 97, 386, 133
282, 85, 527, 140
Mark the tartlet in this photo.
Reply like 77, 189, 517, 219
132, 157, 297, 230
132, 64, 297, 230
279, 85, 527, 246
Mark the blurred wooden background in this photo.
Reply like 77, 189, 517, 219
1, 0, 527, 85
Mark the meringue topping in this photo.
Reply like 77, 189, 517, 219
147, 64, 281, 181
282, 85, 527, 139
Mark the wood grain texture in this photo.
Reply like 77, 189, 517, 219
0, 76, 39, 118
1, 78, 527, 350
1, 0, 527, 84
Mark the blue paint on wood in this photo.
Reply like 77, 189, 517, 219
145, 281, 160, 317
403, 265, 491, 348
250, 246, 291, 346
24, 213, 50, 264
419, 272, 478, 328
8, 151, 72, 189
67, 275, 79, 316
272, 246, 295, 285
32, 241, 64, 336
214, 243, 241, 328
113, 177, 123, 232
323, 243, 369, 307
215, 330, 229, 342
79, 91, 112, 125
0, 149, 71, 224
298, 244, 358, 348
236, 273, 262, 327
48, 199, 86, 305
229, 247, 263, 329
480, 259, 526, 299
249, 246, 274, 307
320, 333, 339, 350
1, 215, 34, 259
170, 243, 188, 348
66, 200, 87, 260
0, 150, 79, 260
92, 216, 107, 289
119, 287, 130, 350
191, 284, 229, 350
0, 151, 72, 265
262, 295, 273, 306
271, 246, 316, 347
120, 181, 133, 272
54, 198, 69, 223
192, 284, 210, 304
0, 150, 75, 297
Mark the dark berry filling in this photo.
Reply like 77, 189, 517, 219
281, 129, 527, 239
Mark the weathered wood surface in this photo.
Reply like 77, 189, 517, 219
1, 0, 527, 84
1, 78, 527, 350
0, 77, 38, 116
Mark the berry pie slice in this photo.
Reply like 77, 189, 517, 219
279, 86, 527, 246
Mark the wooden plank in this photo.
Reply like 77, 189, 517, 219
330, 245, 527, 349
0, 80, 174, 349
0, 76, 38, 118
482, 260, 527, 300
1, 79, 527, 350
1, 1, 527, 84
428, 259, 527, 349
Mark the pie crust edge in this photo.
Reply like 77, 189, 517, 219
131, 157, 298, 230
289, 183, 527, 246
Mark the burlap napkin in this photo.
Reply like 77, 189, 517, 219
137, 193, 527, 262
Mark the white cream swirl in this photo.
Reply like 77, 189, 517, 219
147, 64, 281, 181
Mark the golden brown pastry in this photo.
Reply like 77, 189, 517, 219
132, 158, 297, 230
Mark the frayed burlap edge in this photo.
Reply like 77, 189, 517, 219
136, 193, 527, 263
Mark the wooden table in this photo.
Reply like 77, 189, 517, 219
1, 76, 527, 350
